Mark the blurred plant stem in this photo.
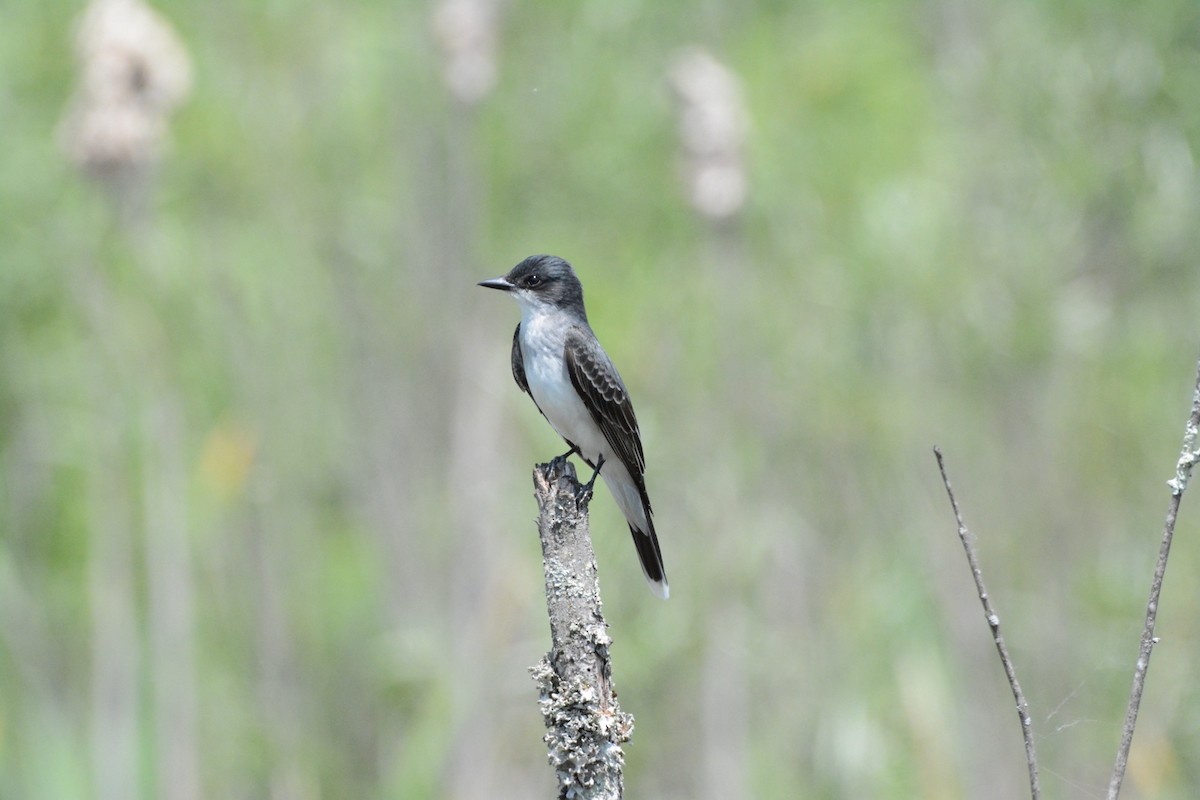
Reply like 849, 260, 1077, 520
673, 48, 754, 799
142, 396, 201, 800
429, 2, 517, 794
76, 182, 204, 800
85, 355, 140, 800
63, 2, 199, 797
701, 604, 749, 800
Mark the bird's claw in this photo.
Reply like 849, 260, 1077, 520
548, 445, 579, 476
574, 482, 595, 506
574, 454, 604, 507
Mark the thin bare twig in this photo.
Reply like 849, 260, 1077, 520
934, 447, 1041, 800
1107, 356, 1200, 800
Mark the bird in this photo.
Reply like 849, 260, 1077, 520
479, 254, 668, 599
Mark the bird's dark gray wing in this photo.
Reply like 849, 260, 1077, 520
511, 323, 530, 395
563, 326, 646, 478
565, 325, 666, 596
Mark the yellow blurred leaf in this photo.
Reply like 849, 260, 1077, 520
198, 420, 257, 501
1129, 727, 1178, 797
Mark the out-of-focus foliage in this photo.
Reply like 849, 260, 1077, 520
2, 0, 1200, 798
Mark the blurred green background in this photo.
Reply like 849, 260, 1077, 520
3, 0, 1200, 797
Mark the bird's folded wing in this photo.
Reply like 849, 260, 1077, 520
563, 326, 646, 475
510, 323, 530, 395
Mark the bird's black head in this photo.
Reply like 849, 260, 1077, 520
478, 254, 587, 320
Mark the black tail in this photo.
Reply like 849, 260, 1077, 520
630, 523, 669, 599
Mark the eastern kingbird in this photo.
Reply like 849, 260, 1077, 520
479, 255, 669, 599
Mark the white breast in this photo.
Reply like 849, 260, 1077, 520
516, 305, 651, 534
519, 310, 610, 466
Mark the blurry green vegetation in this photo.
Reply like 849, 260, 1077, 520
2, 0, 1200, 798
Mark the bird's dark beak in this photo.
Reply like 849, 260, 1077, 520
478, 276, 514, 292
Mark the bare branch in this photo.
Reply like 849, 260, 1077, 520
933, 447, 1041, 800
530, 459, 633, 800
1107, 356, 1200, 799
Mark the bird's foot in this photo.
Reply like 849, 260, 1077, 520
575, 455, 605, 506
548, 445, 579, 473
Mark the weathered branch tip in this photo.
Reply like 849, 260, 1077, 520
530, 460, 632, 800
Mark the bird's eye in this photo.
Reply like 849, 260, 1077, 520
525, 274, 542, 288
